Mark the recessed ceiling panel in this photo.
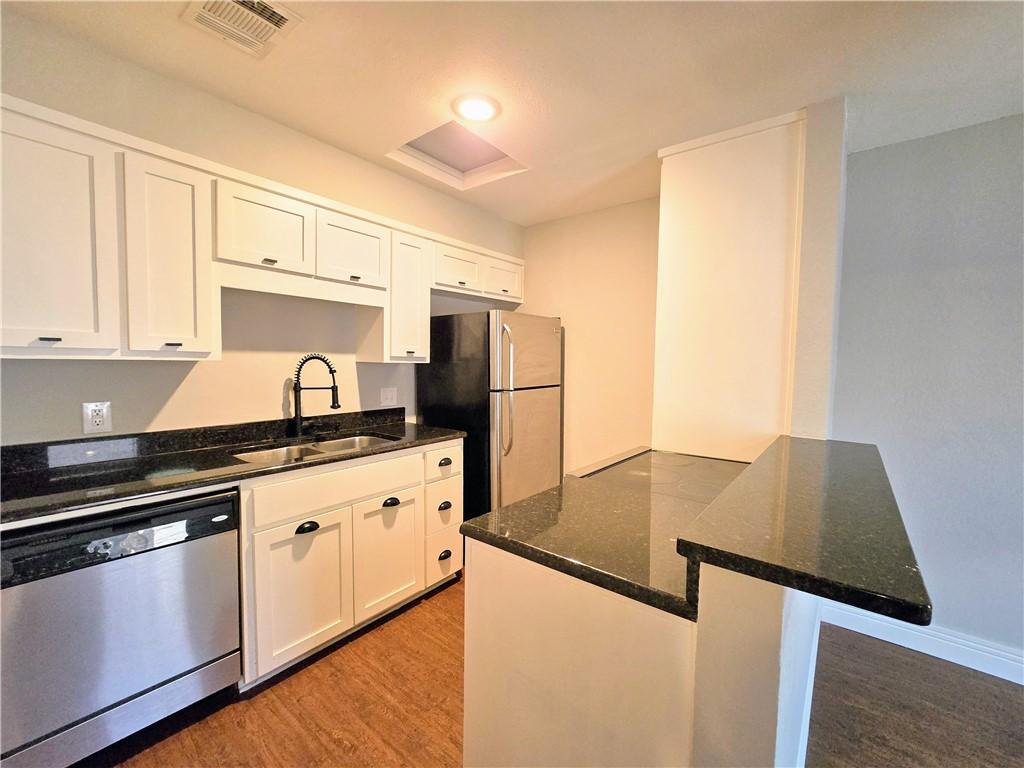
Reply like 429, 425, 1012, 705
405, 121, 508, 173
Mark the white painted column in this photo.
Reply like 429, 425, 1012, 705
691, 564, 821, 768
789, 96, 848, 439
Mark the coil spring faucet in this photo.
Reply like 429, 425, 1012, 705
292, 353, 341, 437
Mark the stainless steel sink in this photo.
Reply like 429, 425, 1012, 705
312, 435, 396, 454
232, 434, 397, 465
233, 444, 326, 464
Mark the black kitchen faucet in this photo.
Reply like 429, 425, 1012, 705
292, 353, 341, 437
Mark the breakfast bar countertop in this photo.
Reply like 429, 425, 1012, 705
676, 435, 933, 624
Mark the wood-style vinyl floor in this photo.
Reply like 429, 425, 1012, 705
79, 578, 1022, 768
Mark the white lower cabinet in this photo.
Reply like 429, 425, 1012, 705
352, 486, 425, 624
242, 441, 463, 685
252, 506, 354, 678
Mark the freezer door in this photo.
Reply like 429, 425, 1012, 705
490, 387, 563, 509
489, 311, 562, 390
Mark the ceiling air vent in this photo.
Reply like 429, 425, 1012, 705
183, 0, 302, 57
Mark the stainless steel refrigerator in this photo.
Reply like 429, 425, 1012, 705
416, 311, 563, 520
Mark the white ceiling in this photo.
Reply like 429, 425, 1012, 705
5, 1, 1022, 226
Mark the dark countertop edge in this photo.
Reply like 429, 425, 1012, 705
2, 427, 466, 525
462, 523, 697, 622
677, 541, 932, 626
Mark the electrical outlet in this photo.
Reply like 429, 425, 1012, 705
82, 402, 112, 434
380, 387, 398, 407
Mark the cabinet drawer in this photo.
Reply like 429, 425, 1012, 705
425, 526, 463, 587
424, 445, 462, 483
425, 475, 463, 536
251, 454, 422, 530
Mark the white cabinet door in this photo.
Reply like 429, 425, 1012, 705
483, 257, 524, 300
1, 112, 120, 351
316, 210, 390, 288
215, 179, 315, 275
253, 506, 354, 677
434, 244, 483, 292
389, 232, 432, 362
124, 153, 214, 353
352, 486, 425, 624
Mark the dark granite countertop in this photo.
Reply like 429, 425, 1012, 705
460, 451, 749, 620
676, 436, 932, 625
1, 408, 464, 525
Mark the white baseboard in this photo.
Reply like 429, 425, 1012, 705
820, 601, 1023, 685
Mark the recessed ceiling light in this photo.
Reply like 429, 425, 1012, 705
452, 95, 500, 122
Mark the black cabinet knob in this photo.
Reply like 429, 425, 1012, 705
382, 496, 401, 507
438, 457, 453, 467
457, 280, 466, 286
438, 549, 452, 561
38, 336, 62, 342
164, 342, 183, 347
350, 275, 361, 281
261, 258, 278, 265
295, 520, 320, 535
438, 500, 452, 512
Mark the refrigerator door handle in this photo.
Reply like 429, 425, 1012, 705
501, 322, 515, 390
503, 391, 515, 456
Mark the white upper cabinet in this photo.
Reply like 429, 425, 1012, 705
1, 112, 120, 351
124, 153, 215, 354
434, 244, 483, 293
316, 210, 390, 288
216, 179, 316, 275
483, 258, 524, 300
388, 232, 432, 362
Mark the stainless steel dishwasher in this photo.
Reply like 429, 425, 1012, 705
1, 490, 241, 768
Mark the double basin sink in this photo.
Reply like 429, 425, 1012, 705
233, 434, 397, 465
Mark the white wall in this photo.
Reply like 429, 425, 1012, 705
653, 116, 805, 462
833, 115, 1024, 654
0, 12, 522, 444
520, 199, 659, 473
1, 290, 415, 444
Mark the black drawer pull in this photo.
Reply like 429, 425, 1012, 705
406, 350, 415, 355
502, 289, 509, 293
438, 457, 453, 468
350, 275, 361, 281
38, 336, 62, 342
261, 258, 278, 265
295, 520, 320, 535
457, 280, 466, 286
438, 549, 452, 561
438, 500, 452, 512
164, 342, 183, 347
382, 497, 401, 507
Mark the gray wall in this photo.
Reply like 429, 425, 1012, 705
834, 115, 1023, 651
